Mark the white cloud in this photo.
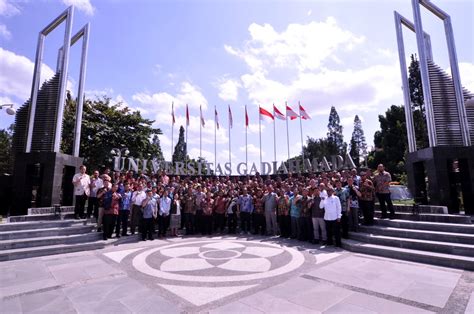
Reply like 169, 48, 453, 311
62, 0, 95, 16
0, 0, 20, 16
0, 24, 11, 39
247, 123, 265, 134
0, 47, 56, 101
226, 17, 365, 73
239, 143, 265, 157
217, 78, 241, 101
132, 82, 208, 111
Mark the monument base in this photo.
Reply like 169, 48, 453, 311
11, 152, 83, 216
406, 146, 474, 214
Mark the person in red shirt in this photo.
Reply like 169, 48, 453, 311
213, 191, 227, 233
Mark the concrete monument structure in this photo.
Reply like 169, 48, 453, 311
11, 6, 90, 215
395, 0, 474, 213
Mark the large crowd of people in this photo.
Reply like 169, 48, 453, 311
72, 164, 395, 246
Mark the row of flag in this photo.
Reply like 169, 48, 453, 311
171, 103, 312, 129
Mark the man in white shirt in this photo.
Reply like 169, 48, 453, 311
72, 165, 90, 219
319, 186, 342, 247
130, 184, 147, 234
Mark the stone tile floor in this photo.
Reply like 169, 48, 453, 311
0, 235, 472, 313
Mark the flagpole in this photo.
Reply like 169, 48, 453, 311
245, 105, 248, 167
273, 104, 276, 162
214, 105, 217, 173
199, 106, 202, 160
185, 104, 188, 166
299, 101, 305, 167
285, 101, 290, 160
171, 102, 174, 161
228, 106, 231, 171
259, 106, 262, 172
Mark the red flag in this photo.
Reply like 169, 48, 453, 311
245, 105, 249, 127
259, 106, 274, 120
186, 104, 190, 126
171, 102, 175, 124
228, 105, 233, 129
200, 105, 205, 127
215, 107, 220, 130
299, 104, 311, 120
286, 105, 298, 120
273, 105, 285, 120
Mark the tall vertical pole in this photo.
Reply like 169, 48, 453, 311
199, 105, 202, 160
273, 104, 276, 162
73, 24, 90, 157
299, 101, 305, 166
285, 101, 290, 160
245, 105, 248, 167
214, 105, 217, 172
258, 106, 262, 172
228, 105, 232, 171
171, 102, 174, 161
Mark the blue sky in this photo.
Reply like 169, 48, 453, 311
1, 0, 473, 172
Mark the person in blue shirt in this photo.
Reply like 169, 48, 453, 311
141, 190, 157, 241
117, 182, 133, 237
289, 188, 302, 239
238, 189, 253, 234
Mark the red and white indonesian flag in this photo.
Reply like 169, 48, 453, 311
200, 105, 205, 127
259, 106, 274, 120
171, 102, 175, 124
286, 105, 299, 120
245, 106, 249, 127
186, 104, 190, 126
228, 105, 233, 129
299, 104, 311, 120
273, 105, 285, 120
215, 107, 220, 129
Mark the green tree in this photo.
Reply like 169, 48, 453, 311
327, 106, 346, 154
349, 115, 368, 167
172, 126, 187, 163
61, 93, 162, 171
368, 105, 407, 180
152, 134, 165, 161
303, 137, 339, 160
0, 127, 13, 174
408, 54, 429, 149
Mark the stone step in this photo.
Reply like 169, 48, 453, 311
0, 220, 86, 232
342, 239, 474, 271
349, 232, 474, 257
7, 213, 77, 222
375, 204, 447, 214
374, 211, 471, 224
0, 233, 103, 250
0, 225, 94, 240
0, 241, 107, 262
374, 218, 474, 234
358, 225, 474, 245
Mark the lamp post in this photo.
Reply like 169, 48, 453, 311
0, 104, 16, 115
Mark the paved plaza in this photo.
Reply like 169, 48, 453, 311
1, 235, 473, 313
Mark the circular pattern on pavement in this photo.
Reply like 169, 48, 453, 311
132, 239, 305, 283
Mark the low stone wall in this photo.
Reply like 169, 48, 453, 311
27, 206, 75, 215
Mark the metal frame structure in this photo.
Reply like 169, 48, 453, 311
56, 24, 91, 157
394, 11, 433, 153
26, 6, 74, 153
411, 0, 470, 147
